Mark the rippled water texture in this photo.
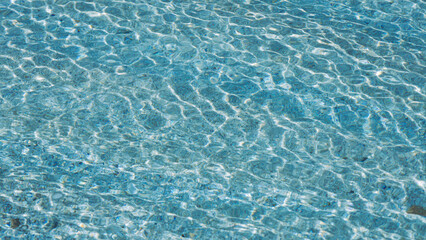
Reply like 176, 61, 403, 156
0, 0, 425, 239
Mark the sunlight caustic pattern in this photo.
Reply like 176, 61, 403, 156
0, 0, 425, 239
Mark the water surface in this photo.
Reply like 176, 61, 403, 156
0, 0, 425, 239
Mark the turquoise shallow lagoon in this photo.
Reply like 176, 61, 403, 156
0, 0, 425, 239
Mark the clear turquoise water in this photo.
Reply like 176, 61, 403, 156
0, 0, 425, 239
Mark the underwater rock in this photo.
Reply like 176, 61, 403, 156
10, 218, 20, 229
406, 205, 426, 217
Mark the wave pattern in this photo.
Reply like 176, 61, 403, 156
0, 0, 425, 239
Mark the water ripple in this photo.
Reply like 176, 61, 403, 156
0, 0, 425, 239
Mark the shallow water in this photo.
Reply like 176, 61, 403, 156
0, 0, 425, 239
